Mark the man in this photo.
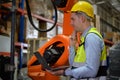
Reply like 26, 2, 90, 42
47, 1, 107, 80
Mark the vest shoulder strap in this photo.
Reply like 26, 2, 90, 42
84, 32, 102, 41
80, 28, 103, 46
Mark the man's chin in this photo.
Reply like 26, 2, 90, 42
75, 29, 80, 32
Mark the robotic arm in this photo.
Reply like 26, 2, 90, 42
27, 0, 77, 80
25, 0, 76, 32
28, 35, 69, 80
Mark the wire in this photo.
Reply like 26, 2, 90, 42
25, 0, 58, 32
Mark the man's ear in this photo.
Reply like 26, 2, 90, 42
80, 15, 86, 23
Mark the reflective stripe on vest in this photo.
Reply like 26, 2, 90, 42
73, 27, 107, 76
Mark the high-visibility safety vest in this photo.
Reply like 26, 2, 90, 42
72, 27, 107, 77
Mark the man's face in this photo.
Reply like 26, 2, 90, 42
70, 13, 83, 32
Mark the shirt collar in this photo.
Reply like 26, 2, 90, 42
82, 26, 93, 37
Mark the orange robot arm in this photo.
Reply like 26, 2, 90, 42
28, 35, 70, 80
27, 0, 78, 80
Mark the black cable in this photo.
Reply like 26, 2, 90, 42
25, 0, 58, 32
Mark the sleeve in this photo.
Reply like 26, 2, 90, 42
64, 33, 104, 78
69, 46, 75, 65
64, 46, 75, 76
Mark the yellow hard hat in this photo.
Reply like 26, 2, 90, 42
71, 1, 94, 18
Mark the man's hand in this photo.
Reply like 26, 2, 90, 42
46, 69, 64, 76
70, 31, 77, 46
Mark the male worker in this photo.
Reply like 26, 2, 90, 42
47, 1, 107, 80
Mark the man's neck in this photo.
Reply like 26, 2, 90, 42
81, 23, 91, 37
82, 22, 91, 33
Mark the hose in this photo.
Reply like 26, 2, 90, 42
25, 0, 58, 32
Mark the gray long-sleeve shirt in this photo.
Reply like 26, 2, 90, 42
65, 26, 104, 79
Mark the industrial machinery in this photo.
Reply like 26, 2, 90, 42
26, 0, 76, 80
28, 35, 70, 80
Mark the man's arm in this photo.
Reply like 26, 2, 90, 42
65, 33, 104, 78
